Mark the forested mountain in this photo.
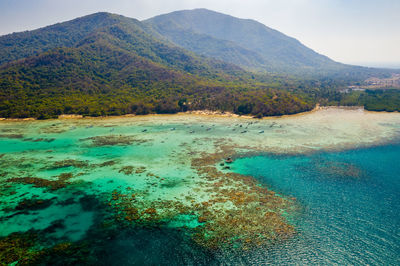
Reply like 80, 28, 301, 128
0, 12, 243, 78
0, 10, 398, 119
0, 12, 129, 65
145, 9, 342, 73
0, 12, 314, 119
145, 9, 393, 77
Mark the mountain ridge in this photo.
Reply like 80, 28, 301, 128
1, 9, 395, 76
144, 8, 344, 74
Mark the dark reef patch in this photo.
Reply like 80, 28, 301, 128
15, 197, 55, 211
118, 166, 134, 175
49, 159, 89, 170
80, 135, 149, 147
0, 134, 24, 139
6, 171, 77, 191
297, 157, 365, 179
23, 138, 55, 143
7, 177, 68, 190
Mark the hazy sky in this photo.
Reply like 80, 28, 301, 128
1, 0, 399, 67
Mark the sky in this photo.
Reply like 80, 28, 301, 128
1, 0, 399, 68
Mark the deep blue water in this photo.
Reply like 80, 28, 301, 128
231, 143, 400, 265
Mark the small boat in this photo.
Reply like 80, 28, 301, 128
142, 129, 147, 132
259, 130, 264, 133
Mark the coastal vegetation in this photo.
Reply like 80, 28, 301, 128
341, 89, 400, 112
0, 12, 317, 119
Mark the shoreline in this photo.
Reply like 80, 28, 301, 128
0, 105, 399, 122
2, 106, 399, 157
0, 105, 357, 122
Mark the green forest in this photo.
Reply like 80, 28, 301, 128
0, 12, 399, 119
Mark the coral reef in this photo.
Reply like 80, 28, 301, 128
7, 172, 75, 191
0, 232, 38, 265
318, 161, 363, 178
23, 138, 55, 143
188, 144, 296, 250
50, 159, 89, 169
0, 232, 91, 265
107, 142, 297, 251
119, 166, 134, 175
80, 135, 148, 146
15, 198, 54, 211
97, 160, 116, 167
0, 134, 24, 139
7, 177, 68, 190
298, 158, 364, 179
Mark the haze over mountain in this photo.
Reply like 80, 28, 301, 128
145, 9, 355, 75
1, 9, 390, 76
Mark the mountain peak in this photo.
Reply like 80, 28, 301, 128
146, 8, 337, 74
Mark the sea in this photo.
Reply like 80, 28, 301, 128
0, 107, 399, 265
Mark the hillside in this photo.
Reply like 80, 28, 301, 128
0, 12, 128, 65
0, 12, 314, 119
145, 9, 396, 78
0, 10, 398, 119
0, 12, 245, 78
145, 9, 341, 73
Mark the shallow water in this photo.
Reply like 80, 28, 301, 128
0, 107, 399, 264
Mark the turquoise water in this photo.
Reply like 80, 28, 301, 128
231, 143, 400, 265
0, 109, 400, 264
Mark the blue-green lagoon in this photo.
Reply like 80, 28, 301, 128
0, 107, 399, 264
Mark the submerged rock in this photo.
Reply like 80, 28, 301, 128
15, 198, 54, 211
197, 216, 207, 223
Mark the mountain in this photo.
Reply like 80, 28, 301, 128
0, 12, 244, 78
0, 12, 314, 119
0, 12, 127, 65
144, 9, 377, 76
0, 10, 398, 119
